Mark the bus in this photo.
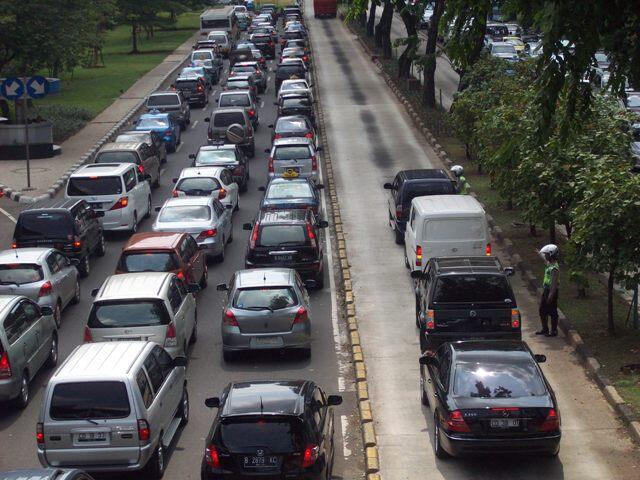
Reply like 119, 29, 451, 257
200, 7, 239, 39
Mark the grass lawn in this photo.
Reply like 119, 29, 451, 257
37, 12, 200, 117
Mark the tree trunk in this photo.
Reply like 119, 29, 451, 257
564, 222, 572, 239
607, 264, 616, 334
548, 223, 556, 244
396, 2, 418, 78
423, 0, 445, 107
131, 21, 139, 54
529, 224, 537, 237
379, 1, 394, 58
367, 2, 377, 37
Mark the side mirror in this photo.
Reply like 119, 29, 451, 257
315, 146, 323, 152
419, 355, 439, 367
188, 283, 201, 294
173, 356, 188, 367
70, 258, 80, 266
410, 270, 423, 279
258, 186, 266, 192
315, 184, 324, 190
534, 354, 547, 363
327, 394, 343, 406
264, 148, 271, 153
172, 177, 179, 183
317, 220, 329, 228
90, 288, 100, 297
204, 117, 211, 122
205, 397, 221, 408
504, 267, 515, 276
155, 206, 162, 212
242, 222, 253, 230
383, 182, 393, 190
304, 279, 317, 290
216, 283, 229, 291
188, 154, 195, 159
40, 306, 54, 317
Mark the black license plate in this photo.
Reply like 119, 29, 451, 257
243, 455, 278, 468
273, 255, 293, 262
89, 202, 103, 209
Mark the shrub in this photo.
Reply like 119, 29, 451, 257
31, 104, 93, 143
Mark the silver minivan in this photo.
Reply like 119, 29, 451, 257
0, 295, 57, 408
85, 272, 199, 358
37, 341, 189, 478
267, 137, 319, 182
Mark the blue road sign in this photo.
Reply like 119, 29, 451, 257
26, 76, 49, 99
0, 77, 25, 100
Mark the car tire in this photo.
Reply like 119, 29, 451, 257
95, 233, 106, 257
299, 347, 311, 359
419, 328, 428, 353
395, 227, 404, 245
404, 252, 410, 269
144, 197, 152, 219
13, 371, 29, 409
420, 373, 429, 407
146, 441, 166, 479
53, 300, 62, 329
216, 240, 225, 263
248, 144, 255, 158
222, 350, 235, 362
240, 179, 248, 193
199, 265, 208, 289
190, 316, 198, 345
415, 300, 421, 328
131, 212, 138, 234
70, 280, 81, 305
433, 413, 449, 459
234, 197, 239, 212
47, 333, 59, 368
179, 388, 189, 426
78, 255, 90, 278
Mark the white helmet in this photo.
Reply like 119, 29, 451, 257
451, 165, 464, 177
539, 244, 559, 260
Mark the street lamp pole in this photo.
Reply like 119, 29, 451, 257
21, 76, 32, 189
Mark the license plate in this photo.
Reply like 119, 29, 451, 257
282, 168, 300, 178
490, 418, 520, 429
76, 432, 107, 442
111, 337, 141, 342
89, 202, 103, 209
243, 455, 278, 468
254, 336, 283, 346
273, 255, 293, 262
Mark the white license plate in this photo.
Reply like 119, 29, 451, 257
490, 418, 520, 429
243, 455, 278, 468
76, 432, 107, 442
111, 337, 141, 342
254, 336, 282, 346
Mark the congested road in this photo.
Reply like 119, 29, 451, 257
0, 13, 364, 479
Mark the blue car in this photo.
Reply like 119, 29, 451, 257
135, 111, 181, 153
259, 177, 324, 217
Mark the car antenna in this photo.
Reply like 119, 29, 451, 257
260, 395, 264, 414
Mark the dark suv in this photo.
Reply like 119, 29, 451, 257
413, 256, 520, 352
243, 209, 328, 288
201, 380, 342, 480
252, 34, 276, 59
174, 75, 208, 108
275, 63, 307, 92
12, 199, 105, 278
384, 169, 457, 244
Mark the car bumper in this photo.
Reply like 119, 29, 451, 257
245, 260, 322, 279
197, 237, 223, 257
101, 209, 134, 231
38, 443, 153, 471
424, 331, 521, 351
441, 431, 561, 457
222, 324, 311, 351
269, 171, 318, 183
0, 377, 21, 401
186, 94, 207, 105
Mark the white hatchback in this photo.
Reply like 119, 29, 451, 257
172, 166, 239, 212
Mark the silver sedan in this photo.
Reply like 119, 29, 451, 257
216, 268, 314, 361
152, 196, 233, 262
0, 248, 80, 328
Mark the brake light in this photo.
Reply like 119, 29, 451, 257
165, 129, 173, 136
0, 351, 12, 379
197, 84, 204, 92
172, 189, 178, 197
293, 306, 308, 325
164, 322, 177, 347
109, 197, 129, 210
138, 419, 150, 443
306, 222, 316, 248
485, 243, 492, 255
205, 444, 221, 468
218, 188, 227, 200
250, 224, 259, 249
223, 309, 239, 327
416, 245, 423, 267
274, 133, 282, 140
425, 309, 435, 330
304, 132, 313, 139
36, 422, 44, 445
83, 326, 93, 343
198, 229, 217, 240
138, 165, 145, 174
267, 157, 274, 173
511, 309, 521, 328
72, 236, 82, 249
233, 166, 243, 175
177, 270, 185, 281
539, 408, 560, 432
444, 410, 471, 433
311, 155, 317, 171
36, 281, 53, 298
248, 109, 255, 117
491, 407, 520, 412
303, 55, 308, 62
301, 443, 319, 468
11, 242, 17, 249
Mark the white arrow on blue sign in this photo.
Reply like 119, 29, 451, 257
26, 76, 49, 99
0, 77, 25, 100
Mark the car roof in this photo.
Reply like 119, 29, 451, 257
235, 268, 295, 288
139, 112, 171, 120
99, 142, 143, 152
162, 196, 214, 208
72, 163, 132, 177
122, 232, 184, 252
54, 341, 153, 380
178, 166, 227, 178
0, 295, 20, 317
411, 194, 484, 216
198, 144, 237, 152
222, 380, 309, 417
259, 209, 308, 224
276, 115, 309, 124
23, 198, 85, 212
268, 177, 311, 186
272, 137, 313, 147
432, 256, 503, 274
0, 248, 53, 264
213, 107, 246, 114
400, 169, 449, 180
492, 41, 515, 47
228, 74, 252, 80
219, 90, 250, 96
96, 272, 173, 300
235, 61, 258, 67
450, 340, 534, 364
149, 90, 179, 96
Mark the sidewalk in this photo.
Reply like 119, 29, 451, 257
0, 32, 198, 203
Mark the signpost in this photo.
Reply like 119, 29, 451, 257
0, 76, 50, 189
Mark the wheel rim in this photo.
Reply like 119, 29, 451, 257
51, 337, 58, 363
54, 304, 61, 327
132, 215, 137, 233
157, 444, 164, 472
148, 198, 152, 215
182, 391, 189, 420
100, 235, 105, 251
75, 281, 80, 300
83, 257, 90, 274
434, 418, 440, 451
20, 375, 28, 404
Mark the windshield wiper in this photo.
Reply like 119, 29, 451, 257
245, 306, 274, 312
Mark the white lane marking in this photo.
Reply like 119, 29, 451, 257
341, 415, 352, 458
159, 168, 166, 178
0, 207, 17, 223
191, 120, 199, 129
338, 376, 346, 393
260, 100, 265, 108
176, 142, 183, 153
267, 76, 271, 82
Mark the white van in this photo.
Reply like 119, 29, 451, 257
404, 195, 491, 272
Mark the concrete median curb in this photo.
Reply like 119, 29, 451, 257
348, 21, 640, 446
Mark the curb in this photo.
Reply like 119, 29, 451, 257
346, 22, 640, 445
3, 33, 198, 204
307, 26, 381, 477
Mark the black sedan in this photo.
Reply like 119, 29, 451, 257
259, 177, 324, 217
419, 340, 561, 458
270, 115, 317, 147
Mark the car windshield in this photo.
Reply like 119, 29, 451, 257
276, 118, 308, 133
258, 225, 307, 247
0, 264, 44, 285
95, 151, 138, 164
493, 45, 516, 54
251, 50, 263, 59
453, 361, 546, 398
50, 381, 130, 420
116, 133, 151, 144
220, 94, 251, 107
159, 205, 211, 222
87, 300, 171, 327
424, 218, 485, 241
628, 96, 640, 108
267, 182, 313, 199
147, 94, 179, 106
232, 66, 255, 74
253, 36, 270, 44
176, 177, 221, 194
433, 275, 512, 303
234, 287, 298, 310
138, 117, 169, 129
182, 67, 205, 76
274, 146, 311, 160
16, 211, 74, 238
67, 177, 122, 196
119, 252, 180, 273
195, 149, 237, 165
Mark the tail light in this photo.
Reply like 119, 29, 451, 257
491, 407, 520, 412
303, 55, 308, 62
223, 309, 239, 327
38, 281, 53, 298
218, 188, 227, 200
268, 157, 274, 173
109, 197, 129, 210
444, 410, 471, 433
233, 166, 243, 175
539, 408, 560, 432
248, 109, 255, 117
83, 326, 93, 343
205, 444, 221, 468
250, 224, 259, 249
138, 419, 150, 443
172, 189, 178, 197
293, 306, 308, 325
485, 243, 492, 255
11, 242, 17, 249
416, 245, 423, 267
269, 41, 274, 47
425, 309, 435, 330
304, 132, 313, 139
0, 351, 12, 379
511, 309, 521, 328
306, 222, 316, 248
138, 165, 145, 174
197, 84, 204, 92
165, 129, 173, 136
198, 229, 217, 240
301, 443, 319, 468
36, 423, 44, 445
256, 69, 262, 75
311, 155, 317, 171
395, 205, 403, 218
72, 236, 82, 249
176, 270, 185, 281
164, 322, 177, 347
274, 133, 282, 140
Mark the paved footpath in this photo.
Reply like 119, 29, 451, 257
0, 32, 198, 200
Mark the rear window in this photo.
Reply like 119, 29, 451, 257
0, 264, 44, 285
119, 252, 180, 273
274, 146, 311, 160
258, 225, 307, 247
234, 287, 298, 310
95, 151, 138, 164
277, 66, 304, 76
213, 111, 246, 127
147, 94, 179, 106
227, 79, 250, 89
87, 300, 171, 328
219, 94, 251, 107
50, 381, 130, 420
433, 275, 512, 303
67, 176, 123, 196
284, 31, 302, 39
195, 150, 237, 165
220, 418, 305, 451
453, 361, 546, 398
276, 119, 308, 133
176, 80, 199, 89
176, 177, 221, 195
266, 183, 313, 199
137, 117, 169, 129
424, 218, 485, 241
403, 182, 455, 204
209, 34, 227, 43
282, 98, 311, 108
253, 36, 270, 44
116, 133, 151, 144
159, 205, 211, 222
16, 211, 74, 238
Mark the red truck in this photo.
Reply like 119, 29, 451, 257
313, 0, 337, 18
